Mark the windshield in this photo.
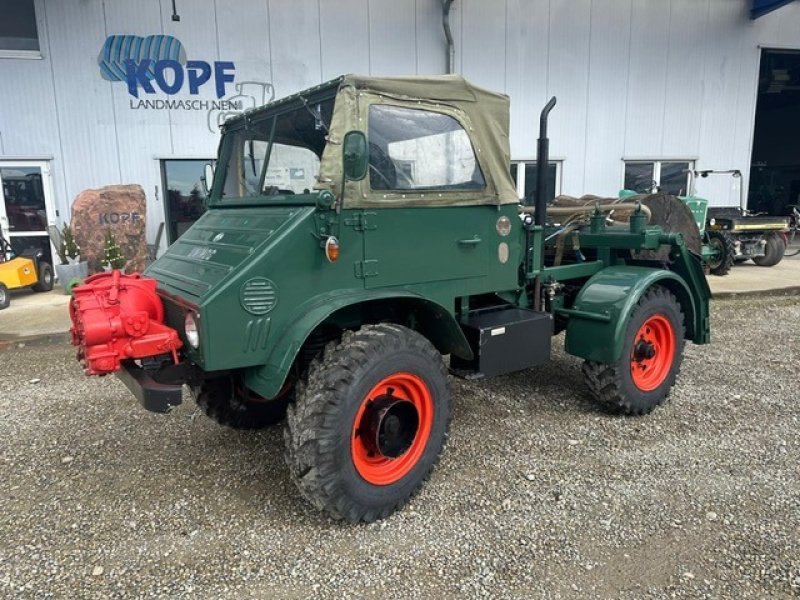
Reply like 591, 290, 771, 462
220, 98, 334, 198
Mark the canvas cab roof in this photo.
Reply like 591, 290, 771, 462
227, 74, 518, 207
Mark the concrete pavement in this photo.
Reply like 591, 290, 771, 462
708, 246, 800, 297
0, 248, 798, 343
0, 288, 72, 344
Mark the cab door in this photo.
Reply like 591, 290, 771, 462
360, 205, 513, 293
358, 103, 517, 294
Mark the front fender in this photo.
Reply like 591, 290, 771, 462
243, 290, 469, 398
564, 266, 699, 364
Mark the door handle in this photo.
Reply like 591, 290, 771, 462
457, 236, 482, 246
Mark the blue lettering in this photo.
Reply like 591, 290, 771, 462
214, 61, 235, 98
186, 60, 212, 95
154, 60, 184, 95
124, 59, 155, 98
121, 56, 236, 98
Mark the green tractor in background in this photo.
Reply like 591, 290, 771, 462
621, 168, 790, 276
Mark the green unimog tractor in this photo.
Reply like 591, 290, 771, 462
70, 75, 710, 523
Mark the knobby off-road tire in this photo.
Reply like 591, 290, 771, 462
706, 231, 735, 276
752, 232, 785, 267
284, 324, 450, 523
582, 286, 685, 415
192, 375, 290, 430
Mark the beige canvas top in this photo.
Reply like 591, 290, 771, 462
316, 74, 518, 208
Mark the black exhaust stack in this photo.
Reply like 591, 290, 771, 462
532, 96, 556, 312
535, 96, 557, 229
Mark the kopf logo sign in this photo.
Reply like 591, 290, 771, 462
98, 34, 234, 99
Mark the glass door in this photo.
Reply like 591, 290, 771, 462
0, 161, 57, 266
160, 159, 212, 245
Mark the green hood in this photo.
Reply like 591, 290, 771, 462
146, 206, 311, 304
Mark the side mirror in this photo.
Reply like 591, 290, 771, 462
202, 162, 215, 195
342, 131, 368, 181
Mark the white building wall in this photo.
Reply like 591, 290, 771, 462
1, 0, 800, 248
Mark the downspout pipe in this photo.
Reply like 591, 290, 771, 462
443, 0, 456, 74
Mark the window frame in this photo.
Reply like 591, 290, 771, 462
0, 0, 43, 60
510, 160, 562, 201
622, 159, 696, 196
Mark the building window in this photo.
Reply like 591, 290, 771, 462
510, 161, 561, 206
368, 105, 485, 191
623, 160, 694, 196
0, 0, 41, 59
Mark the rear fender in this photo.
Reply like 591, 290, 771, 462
564, 266, 700, 364
244, 291, 470, 398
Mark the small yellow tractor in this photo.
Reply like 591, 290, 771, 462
0, 235, 53, 310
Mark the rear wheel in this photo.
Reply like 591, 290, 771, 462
32, 261, 54, 292
0, 283, 9, 310
706, 231, 735, 276
583, 286, 685, 415
284, 324, 450, 523
192, 375, 291, 429
752, 232, 785, 267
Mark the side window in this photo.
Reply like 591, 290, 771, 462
510, 161, 561, 206
367, 105, 485, 191
623, 160, 693, 195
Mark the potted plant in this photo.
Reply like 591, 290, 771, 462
54, 223, 88, 290
102, 229, 127, 272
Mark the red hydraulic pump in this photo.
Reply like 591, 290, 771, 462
69, 270, 182, 376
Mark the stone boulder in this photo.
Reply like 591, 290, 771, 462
71, 184, 148, 273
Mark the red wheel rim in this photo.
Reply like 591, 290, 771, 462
630, 314, 676, 392
351, 372, 434, 486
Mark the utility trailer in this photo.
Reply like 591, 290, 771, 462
69, 75, 710, 522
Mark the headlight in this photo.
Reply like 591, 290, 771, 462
184, 312, 200, 348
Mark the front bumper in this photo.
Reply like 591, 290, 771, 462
115, 361, 184, 413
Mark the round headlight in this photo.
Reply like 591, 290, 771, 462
184, 312, 200, 348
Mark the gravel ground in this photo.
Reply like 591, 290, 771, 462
1, 296, 798, 599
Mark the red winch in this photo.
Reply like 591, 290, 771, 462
69, 270, 182, 376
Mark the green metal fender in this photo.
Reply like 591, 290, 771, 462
243, 290, 471, 398
563, 265, 709, 364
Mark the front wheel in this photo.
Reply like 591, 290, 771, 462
706, 231, 735, 276
284, 324, 450, 523
583, 286, 685, 415
192, 375, 290, 429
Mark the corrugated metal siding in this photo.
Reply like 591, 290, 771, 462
104, 0, 173, 245
2, 0, 800, 240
